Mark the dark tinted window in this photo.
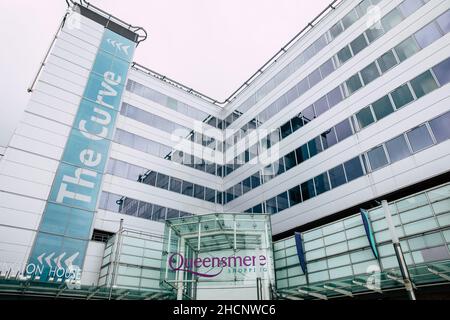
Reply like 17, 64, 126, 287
321, 127, 338, 149
410, 70, 438, 98
308, 137, 323, 157
284, 151, 297, 170
301, 179, 316, 201
356, 106, 375, 129
391, 84, 414, 109
295, 144, 310, 164
314, 173, 331, 196
377, 50, 398, 73
372, 95, 394, 120
360, 62, 380, 85
344, 157, 364, 182
288, 186, 302, 206
328, 165, 347, 188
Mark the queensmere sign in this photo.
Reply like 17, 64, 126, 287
27, 24, 136, 281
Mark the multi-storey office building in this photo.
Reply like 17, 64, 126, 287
0, 0, 449, 299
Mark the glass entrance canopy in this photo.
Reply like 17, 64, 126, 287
160, 213, 275, 300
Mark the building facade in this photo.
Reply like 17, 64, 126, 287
0, 0, 449, 299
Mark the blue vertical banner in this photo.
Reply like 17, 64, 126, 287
294, 232, 307, 274
27, 28, 136, 282
360, 208, 379, 259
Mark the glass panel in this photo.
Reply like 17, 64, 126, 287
406, 124, 434, 152
410, 70, 438, 98
314, 173, 331, 196
321, 127, 338, 149
377, 50, 398, 73
288, 185, 302, 206
329, 164, 347, 189
314, 96, 329, 117
414, 22, 442, 49
330, 21, 344, 39
327, 86, 343, 108
429, 111, 450, 143
308, 137, 323, 157
367, 146, 389, 170
381, 8, 403, 31
344, 157, 364, 182
385, 135, 411, 163
356, 106, 375, 129
284, 151, 297, 170
372, 95, 394, 120
365, 27, 384, 43
360, 62, 380, 85
342, 9, 358, 29
337, 46, 352, 65
436, 10, 450, 34
277, 192, 290, 212
395, 37, 420, 62
390, 83, 414, 109
346, 73, 363, 95
295, 144, 310, 164
335, 118, 353, 141
266, 197, 278, 214
350, 34, 368, 55
301, 179, 316, 201
432, 58, 450, 86
399, 0, 424, 17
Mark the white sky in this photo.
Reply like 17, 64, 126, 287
0, 0, 331, 147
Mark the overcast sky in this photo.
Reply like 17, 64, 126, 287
0, 0, 331, 148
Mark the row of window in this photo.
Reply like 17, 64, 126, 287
246, 108, 450, 214
114, 128, 224, 177
106, 158, 220, 203
224, 55, 450, 204
120, 102, 219, 151
221, 10, 449, 180
99, 191, 193, 222
126, 79, 210, 123
226, 0, 383, 126
221, 6, 448, 177
224, 0, 426, 152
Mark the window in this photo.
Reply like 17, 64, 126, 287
429, 112, 450, 143
169, 177, 182, 193
308, 137, 323, 157
301, 179, 316, 201
436, 10, 450, 33
360, 62, 380, 85
314, 173, 331, 196
327, 86, 343, 108
156, 173, 169, 190
309, 69, 322, 87
144, 171, 157, 186
320, 59, 335, 79
285, 86, 299, 105
291, 116, 304, 132
356, 106, 375, 129
284, 151, 297, 170
342, 9, 358, 29
367, 146, 389, 170
280, 121, 293, 138
301, 105, 316, 124
321, 127, 338, 149
372, 95, 394, 120
399, 0, 424, 17
390, 84, 414, 109
335, 119, 353, 141
410, 70, 438, 98
266, 197, 278, 214
365, 27, 384, 43
314, 96, 329, 117
242, 177, 251, 194
385, 135, 411, 163
381, 8, 403, 31
344, 157, 364, 182
350, 34, 368, 55
328, 165, 347, 188
288, 186, 302, 206
296, 144, 310, 164
205, 188, 216, 203
346, 74, 363, 95
432, 58, 450, 86
377, 50, 398, 73
414, 22, 442, 49
182, 181, 194, 196
251, 172, 261, 189
337, 46, 352, 65
395, 37, 420, 62
407, 125, 434, 152
194, 184, 205, 200
277, 192, 290, 212
330, 21, 344, 39
296, 78, 309, 96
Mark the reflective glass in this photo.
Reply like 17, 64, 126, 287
356, 106, 375, 129
377, 50, 398, 73
295, 144, 310, 164
328, 164, 347, 189
284, 151, 297, 170
337, 46, 352, 65
372, 95, 394, 120
390, 83, 414, 109
342, 9, 358, 29
365, 26, 384, 43
335, 119, 353, 141
360, 62, 380, 85
399, 0, 424, 17
432, 57, 450, 86
350, 34, 368, 55
381, 8, 403, 31
327, 86, 343, 108
429, 112, 450, 143
395, 37, 420, 62
288, 185, 302, 206
385, 135, 411, 163
301, 179, 316, 201
410, 70, 438, 98
314, 173, 331, 196
346, 73, 363, 95
308, 137, 323, 157
344, 157, 364, 182
414, 22, 442, 49
277, 192, 290, 211
407, 124, 434, 152
436, 10, 450, 34
367, 146, 389, 170
314, 96, 329, 117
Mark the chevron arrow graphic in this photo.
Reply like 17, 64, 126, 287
45, 252, 55, 267
64, 252, 79, 268
37, 253, 46, 264
106, 38, 130, 56
53, 252, 66, 269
